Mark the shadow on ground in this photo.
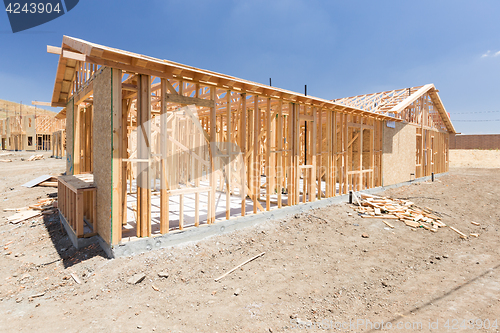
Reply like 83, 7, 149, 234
40, 208, 107, 269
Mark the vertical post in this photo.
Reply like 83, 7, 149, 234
111, 68, 123, 244
293, 104, 300, 205
226, 90, 232, 219
253, 95, 260, 214
240, 93, 247, 216
359, 120, 363, 191
121, 100, 129, 228
74, 104, 81, 175
265, 98, 271, 211
136, 74, 151, 237
209, 87, 217, 223
277, 100, 283, 208
343, 113, 348, 194
160, 79, 170, 233
311, 107, 317, 202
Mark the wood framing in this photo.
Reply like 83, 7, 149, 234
48, 36, 456, 251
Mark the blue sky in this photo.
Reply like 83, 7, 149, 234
1, 0, 499, 134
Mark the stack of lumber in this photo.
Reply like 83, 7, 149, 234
27, 154, 44, 161
4, 198, 58, 224
352, 192, 447, 233
37, 177, 58, 188
22, 175, 59, 188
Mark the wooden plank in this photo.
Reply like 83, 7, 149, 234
277, 100, 283, 208
179, 194, 184, 230
47, 45, 62, 55
240, 93, 247, 216
76, 192, 84, 237
62, 50, 87, 62
137, 74, 152, 237
165, 93, 215, 108
22, 175, 53, 188
209, 87, 217, 223
253, 95, 260, 213
311, 107, 317, 202
111, 69, 123, 244
266, 98, 271, 211
226, 90, 232, 219
160, 79, 169, 233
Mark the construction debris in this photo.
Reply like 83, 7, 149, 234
22, 175, 58, 188
127, 273, 146, 285
5, 198, 57, 224
0, 159, 12, 163
449, 226, 468, 239
214, 252, 266, 282
7, 211, 42, 224
351, 192, 448, 234
70, 273, 82, 284
27, 154, 44, 161
471, 221, 480, 226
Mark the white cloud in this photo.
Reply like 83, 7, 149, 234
481, 50, 490, 58
481, 50, 500, 58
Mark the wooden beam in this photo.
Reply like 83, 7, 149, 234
111, 69, 123, 245
47, 45, 62, 55
62, 50, 87, 62
137, 74, 152, 237
31, 101, 51, 106
164, 93, 215, 108
160, 79, 169, 234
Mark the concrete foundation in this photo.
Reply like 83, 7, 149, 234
93, 172, 449, 258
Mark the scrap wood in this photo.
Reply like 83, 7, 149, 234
471, 221, 480, 226
8, 211, 42, 224
38, 181, 58, 188
353, 193, 449, 234
382, 220, 395, 228
70, 273, 82, 284
214, 252, 265, 282
361, 214, 399, 219
449, 226, 468, 239
22, 175, 53, 188
404, 220, 421, 228
0, 159, 12, 163
27, 154, 44, 161
470, 233, 479, 238
352, 192, 362, 206
3, 207, 29, 212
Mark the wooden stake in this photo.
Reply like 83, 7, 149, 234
214, 252, 265, 282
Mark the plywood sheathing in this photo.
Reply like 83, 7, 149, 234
382, 122, 417, 186
92, 67, 113, 245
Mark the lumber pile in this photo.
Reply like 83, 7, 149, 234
352, 192, 447, 233
4, 198, 58, 224
37, 176, 58, 188
27, 154, 44, 161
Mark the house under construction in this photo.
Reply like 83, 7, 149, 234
49, 36, 456, 256
0, 114, 65, 151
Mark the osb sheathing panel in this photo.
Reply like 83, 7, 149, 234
66, 99, 74, 174
382, 122, 416, 186
92, 67, 112, 245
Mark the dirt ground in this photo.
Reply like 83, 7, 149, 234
0, 151, 499, 332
